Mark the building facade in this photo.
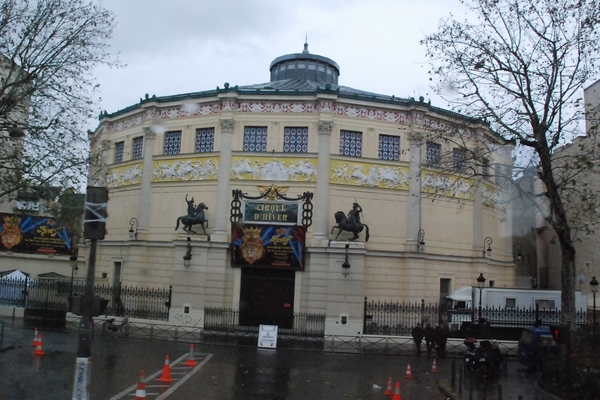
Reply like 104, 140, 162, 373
86, 44, 515, 334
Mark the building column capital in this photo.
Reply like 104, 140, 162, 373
318, 121, 333, 135
220, 119, 235, 132
143, 127, 156, 140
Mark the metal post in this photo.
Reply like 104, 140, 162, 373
451, 358, 456, 389
458, 363, 463, 395
72, 239, 97, 400
497, 384, 502, 400
70, 265, 75, 297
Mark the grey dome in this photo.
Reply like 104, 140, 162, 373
269, 42, 339, 84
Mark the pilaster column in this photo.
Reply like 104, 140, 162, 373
212, 118, 234, 242
406, 131, 423, 250
137, 127, 155, 233
311, 120, 333, 247
473, 147, 484, 255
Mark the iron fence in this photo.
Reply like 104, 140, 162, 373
0, 278, 172, 321
363, 298, 440, 335
204, 307, 326, 337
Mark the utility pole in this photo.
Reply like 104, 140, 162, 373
72, 187, 107, 400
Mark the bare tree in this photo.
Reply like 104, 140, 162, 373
422, 0, 600, 325
0, 0, 118, 201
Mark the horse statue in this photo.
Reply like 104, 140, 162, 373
175, 195, 210, 239
331, 207, 370, 242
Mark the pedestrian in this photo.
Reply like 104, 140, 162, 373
433, 324, 443, 358
424, 323, 434, 357
440, 323, 449, 358
411, 323, 424, 356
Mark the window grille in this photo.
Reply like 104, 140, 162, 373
163, 131, 182, 155
453, 148, 467, 173
243, 126, 268, 152
339, 130, 362, 157
114, 141, 124, 163
283, 127, 308, 153
378, 134, 400, 161
195, 128, 215, 153
426, 142, 441, 167
132, 137, 143, 160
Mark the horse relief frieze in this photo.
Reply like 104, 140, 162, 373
330, 161, 409, 190
230, 157, 317, 182
152, 158, 219, 182
106, 163, 143, 187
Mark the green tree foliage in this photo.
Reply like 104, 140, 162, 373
0, 0, 118, 200
423, 0, 600, 326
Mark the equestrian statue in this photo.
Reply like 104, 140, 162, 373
175, 195, 210, 239
331, 202, 369, 242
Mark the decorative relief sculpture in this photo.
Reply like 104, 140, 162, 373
152, 159, 219, 182
230, 158, 317, 181
330, 162, 408, 189
106, 164, 143, 187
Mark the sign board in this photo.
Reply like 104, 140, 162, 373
242, 200, 301, 225
231, 224, 305, 270
0, 213, 73, 255
258, 324, 278, 349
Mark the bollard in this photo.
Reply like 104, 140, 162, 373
451, 358, 456, 389
498, 384, 502, 400
504, 351, 508, 377
469, 376, 474, 400
458, 364, 463, 395
518, 396, 522, 400
482, 382, 487, 400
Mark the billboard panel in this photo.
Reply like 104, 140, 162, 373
231, 224, 305, 270
0, 213, 73, 255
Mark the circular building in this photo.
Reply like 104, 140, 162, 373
87, 43, 515, 335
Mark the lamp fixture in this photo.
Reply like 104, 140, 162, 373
513, 243, 523, 264
69, 253, 78, 270
183, 237, 192, 268
342, 244, 351, 277
418, 229, 426, 252
591, 276, 599, 293
129, 217, 138, 240
483, 237, 492, 257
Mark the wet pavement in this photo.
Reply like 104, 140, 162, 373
0, 321, 537, 400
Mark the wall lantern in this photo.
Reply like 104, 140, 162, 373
129, 217, 138, 240
483, 237, 493, 257
513, 244, 523, 264
342, 244, 351, 277
418, 229, 426, 252
183, 237, 192, 268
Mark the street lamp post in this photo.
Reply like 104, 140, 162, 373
591, 276, 598, 327
477, 273, 486, 326
69, 253, 78, 297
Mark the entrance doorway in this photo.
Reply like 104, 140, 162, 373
239, 268, 295, 329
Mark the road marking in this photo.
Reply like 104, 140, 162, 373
109, 352, 213, 400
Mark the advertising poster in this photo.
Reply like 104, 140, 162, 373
231, 223, 305, 270
0, 213, 73, 255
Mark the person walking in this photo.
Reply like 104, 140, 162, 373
411, 323, 424, 356
439, 323, 449, 358
424, 323, 434, 357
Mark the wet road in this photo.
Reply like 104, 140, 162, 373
0, 324, 534, 399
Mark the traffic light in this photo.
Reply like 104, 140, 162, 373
83, 186, 108, 240
549, 325, 570, 344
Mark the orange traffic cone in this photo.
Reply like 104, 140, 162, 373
133, 370, 147, 400
32, 327, 40, 346
392, 381, 401, 400
405, 364, 413, 379
157, 355, 173, 382
185, 344, 198, 367
431, 358, 438, 373
33, 333, 45, 356
384, 377, 394, 396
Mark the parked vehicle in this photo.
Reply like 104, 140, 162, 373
517, 327, 558, 369
447, 286, 587, 332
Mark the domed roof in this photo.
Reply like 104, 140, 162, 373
269, 41, 339, 84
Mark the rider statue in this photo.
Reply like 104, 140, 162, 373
348, 202, 363, 228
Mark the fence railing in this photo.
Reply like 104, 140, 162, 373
204, 307, 326, 337
0, 278, 172, 321
363, 298, 440, 335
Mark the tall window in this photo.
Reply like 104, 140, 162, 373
114, 141, 124, 163
453, 148, 467, 173
163, 131, 182, 155
243, 126, 268, 152
378, 134, 400, 161
283, 127, 308, 153
132, 137, 143, 160
426, 142, 441, 167
195, 128, 214, 153
482, 157, 490, 179
339, 130, 362, 157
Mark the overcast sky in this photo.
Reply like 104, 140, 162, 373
91, 0, 467, 128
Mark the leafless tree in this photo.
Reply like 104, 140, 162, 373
0, 0, 118, 201
422, 0, 600, 325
